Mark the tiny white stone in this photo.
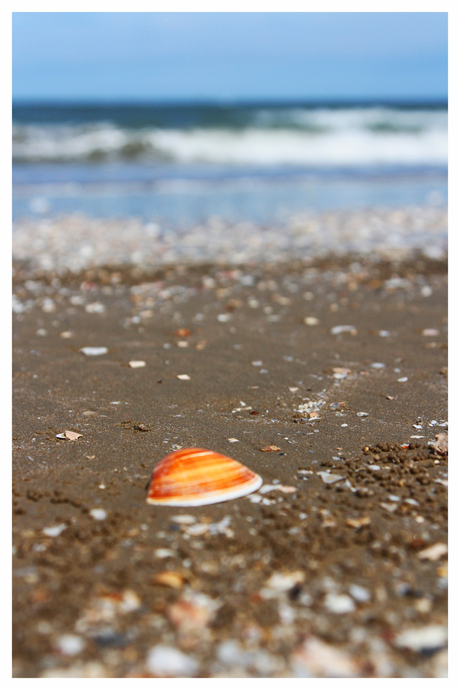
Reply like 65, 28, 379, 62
398, 377, 408, 383
89, 508, 107, 521
304, 317, 319, 326
370, 362, 386, 368
154, 548, 175, 558
341, 424, 348, 427
252, 360, 263, 366
217, 313, 231, 322
176, 374, 190, 380
349, 584, 371, 602
379, 330, 391, 337
43, 523, 67, 537
422, 328, 439, 337
56, 634, 86, 656
356, 412, 369, 417
80, 346, 108, 356
324, 593, 355, 614
228, 438, 239, 443
146, 645, 198, 677
85, 302, 105, 314
330, 325, 357, 335
129, 360, 146, 368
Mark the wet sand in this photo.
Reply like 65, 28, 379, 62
13, 251, 447, 677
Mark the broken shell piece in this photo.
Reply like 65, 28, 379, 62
129, 360, 146, 368
317, 472, 345, 485
151, 571, 190, 589
345, 516, 371, 529
56, 430, 83, 441
417, 543, 448, 561
332, 367, 352, 379
260, 445, 281, 452
176, 374, 191, 381
304, 317, 319, 326
146, 448, 263, 507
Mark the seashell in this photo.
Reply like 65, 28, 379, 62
147, 448, 262, 507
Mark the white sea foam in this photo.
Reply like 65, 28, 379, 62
13, 107, 447, 166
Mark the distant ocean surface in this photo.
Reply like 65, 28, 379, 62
12, 101, 447, 226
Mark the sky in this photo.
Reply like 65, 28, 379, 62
12, 12, 448, 102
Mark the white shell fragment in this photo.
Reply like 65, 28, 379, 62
394, 625, 447, 652
356, 412, 369, 417
56, 430, 83, 441
318, 472, 345, 484
330, 325, 357, 335
176, 374, 191, 380
370, 362, 386, 368
304, 317, 319, 326
80, 347, 108, 356
422, 328, 439, 337
324, 593, 355, 614
417, 543, 448, 561
43, 523, 67, 537
56, 634, 86, 656
129, 360, 146, 368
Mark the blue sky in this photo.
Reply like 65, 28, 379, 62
12, 12, 448, 102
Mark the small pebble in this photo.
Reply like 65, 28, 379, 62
397, 377, 408, 383
324, 593, 355, 614
146, 645, 198, 677
56, 634, 86, 657
330, 325, 357, 335
394, 625, 447, 653
89, 509, 107, 521
176, 374, 190, 380
43, 523, 67, 537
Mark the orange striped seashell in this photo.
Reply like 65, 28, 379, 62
146, 448, 262, 507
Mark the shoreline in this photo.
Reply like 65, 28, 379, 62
13, 248, 448, 677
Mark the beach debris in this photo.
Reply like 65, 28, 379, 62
330, 325, 357, 336
146, 448, 262, 507
332, 367, 352, 379
317, 472, 345, 485
356, 412, 369, 417
43, 523, 67, 537
324, 593, 355, 614
154, 548, 176, 559
56, 430, 82, 441
56, 634, 86, 657
380, 502, 398, 513
422, 328, 440, 337
260, 570, 306, 599
431, 433, 448, 455
349, 584, 371, 602
259, 484, 296, 494
386, 395, 396, 400
260, 445, 281, 452
176, 374, 191, 380
345, 516, 371, 529
89, 509, 107, 521
394, 625, 447, 653
170, 515, 196, 525
129, 360, 146, 368
146, 645, 199, 677
417, 543, 448, 561
167, 591, 218, 641
304, 316, 319, 326
290, 636, 361, 678
80, 346, 108, 356
151, 571, 191, 589
228, 438, 239, 443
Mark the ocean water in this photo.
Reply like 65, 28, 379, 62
12, 102, 447, 226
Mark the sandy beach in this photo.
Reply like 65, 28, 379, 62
12, 208, 448, 677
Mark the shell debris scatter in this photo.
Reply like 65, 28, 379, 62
146, 448, 263, 507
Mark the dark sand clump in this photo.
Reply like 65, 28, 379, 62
13, 255, 447, 677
